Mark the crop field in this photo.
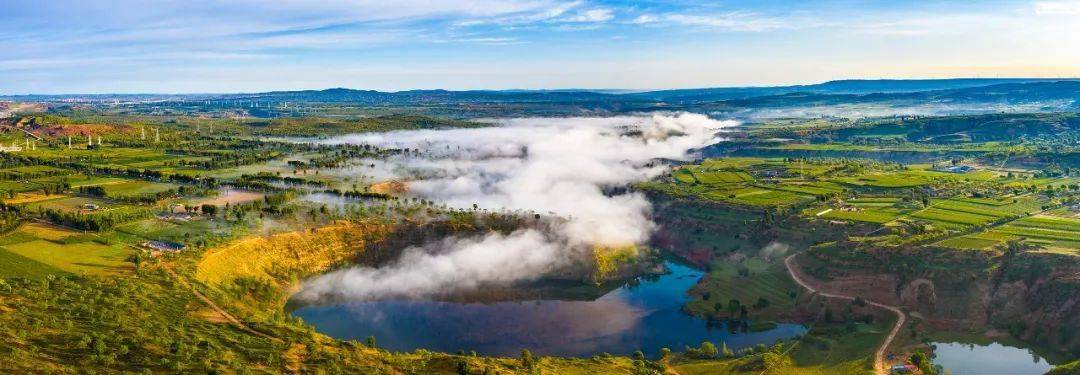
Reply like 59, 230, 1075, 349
0, 223, 132, 277
986, 216, 1080, 252
939, 215, 1080, 252
26, 196, 110, 212
0, 173, 127, 194
101, 180, 178, 197
729, 189, 814, 206
684, 258, 800, 320
910, 207, 998, 228
115, 217, 237, 245
189, 189, 265, 206
936, 235, 1002, 250
769, 181, 846, 196
19, 147, 190, 171
835, 173, 931, 188
820, 207, 909, 224
2, 192, 67, 204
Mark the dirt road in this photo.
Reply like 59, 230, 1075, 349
161, 264, 281, 342
783, 253, 905, 375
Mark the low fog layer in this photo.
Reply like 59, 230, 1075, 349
295, 113, 734, 301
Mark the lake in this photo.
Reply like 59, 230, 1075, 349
931, 341, 1054, 375
291, 260, 806, 358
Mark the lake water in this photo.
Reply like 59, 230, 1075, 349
291, 261, 806, 358
931, 341, 1054, 375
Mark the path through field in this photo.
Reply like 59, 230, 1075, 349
162, 263, 282, 342
783, 253, 905, 375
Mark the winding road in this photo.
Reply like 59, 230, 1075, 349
783, 253, 905, 375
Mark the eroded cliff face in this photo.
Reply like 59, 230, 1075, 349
802, 246, 1080, 356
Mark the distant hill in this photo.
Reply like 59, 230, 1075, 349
4, 79, 1079, 119
623, 78, 1080, 103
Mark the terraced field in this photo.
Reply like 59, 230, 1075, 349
683, 258, 799, 320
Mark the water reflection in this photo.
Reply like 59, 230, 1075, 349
292, 261, 806, 357
931, 341, 1053, 375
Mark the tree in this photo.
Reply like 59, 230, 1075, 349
201, 204, 217, 217
632, 350, 645, 361
721, 342, 733, 358
909, 349, 936, 375
727, 299, 741, 316
658, 347, 671, 360
365, 336, 377, 348
520, 349, 535, 370
699, 341, 718, 358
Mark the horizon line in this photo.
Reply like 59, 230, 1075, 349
3, 77, 1080, 97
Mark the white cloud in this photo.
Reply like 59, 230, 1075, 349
628, 11, 790, 32
1034, 1, 1080, 15
562, 8, 614, 23
295, 113, 736, 301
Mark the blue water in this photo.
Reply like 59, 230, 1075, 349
291, 261, 806, 357
931, 341, 1054, 375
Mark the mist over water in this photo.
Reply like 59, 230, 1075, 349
294, 113, 735, 301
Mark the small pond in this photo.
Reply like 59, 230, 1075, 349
291, 261, 806, 358
931, 341, 1055, 375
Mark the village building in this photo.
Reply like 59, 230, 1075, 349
142, 240, 186, 252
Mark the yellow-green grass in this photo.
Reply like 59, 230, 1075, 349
699, 157, 773, 169
969, 215, 1080, 252
203, 155, 306, 179
821, 207, 908, 224
101, 180, 178, 197
786, 321, 888, 375
905, 168, 1001, 182
672, 360, 744, 375
66, 175, 129, 187
19, 222, 80, 241
685, 258, 799, 320
0, 247, 67, 279
770, 182, 845, 196
2, 192, 67, 204
196, 221, 393, 287
937, 236, 1001, 250
115, 217, 237, 245
671, 322, 885, 375
26, 196, 109, 212
835, 173, 931, 188
0, 224, 132, 276
18, 147, 188, 170
189, 189, 264, 206
909, 207, 998, 228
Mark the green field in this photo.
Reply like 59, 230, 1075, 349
101, 180, 178, 197
0, 223, 133, 278
684, 258, 800, 320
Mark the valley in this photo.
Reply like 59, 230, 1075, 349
0, 80, 1079, 374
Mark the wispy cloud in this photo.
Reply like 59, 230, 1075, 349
631, 11, 792, 32
561, 8, 614, 23
1034, 1, 1080, 15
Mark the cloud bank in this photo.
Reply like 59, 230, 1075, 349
294, 113, 734, 301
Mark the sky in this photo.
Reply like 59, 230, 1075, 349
2, 0, 1080, 94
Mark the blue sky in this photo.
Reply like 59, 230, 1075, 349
2, 0, 1080, 94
